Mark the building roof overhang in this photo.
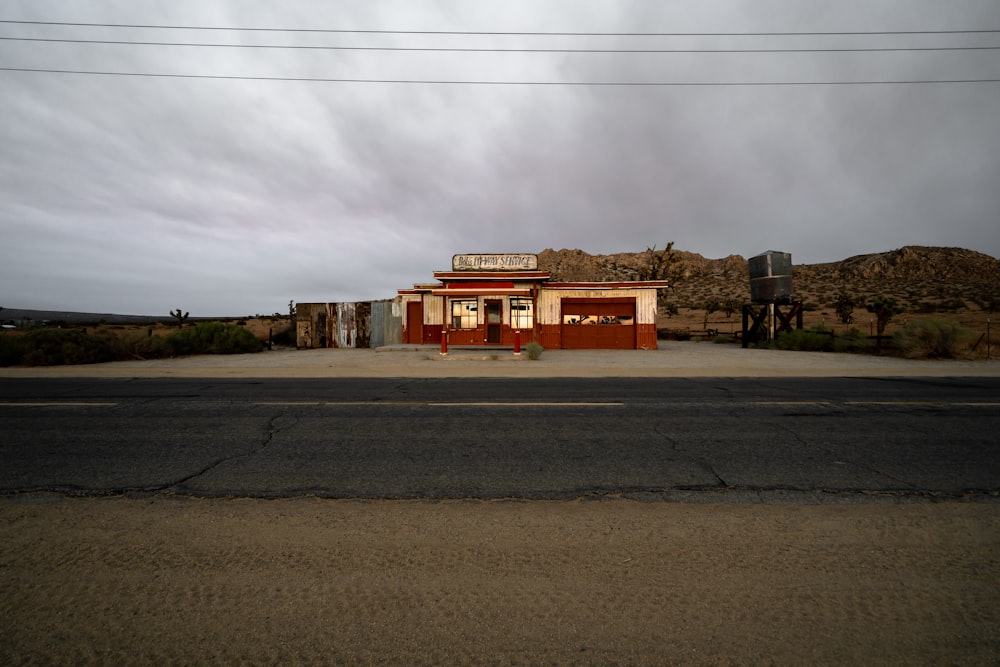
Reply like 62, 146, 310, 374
431, 281, 532, 296
545, 281, 671, 290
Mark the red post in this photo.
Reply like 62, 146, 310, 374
514, 330, 521, 355
440, 327, 448, 355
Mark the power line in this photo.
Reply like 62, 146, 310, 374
3, 66, 998, 86
2, 35, 999, 53
1, 19, 999, 36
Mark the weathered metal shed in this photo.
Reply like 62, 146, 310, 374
296, 299, 402, 349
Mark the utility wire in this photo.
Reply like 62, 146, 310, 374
2, 35, 999, 53
1, 19, 999, 36
3, 66, 998, 86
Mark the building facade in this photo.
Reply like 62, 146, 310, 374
398, 253, 668, 350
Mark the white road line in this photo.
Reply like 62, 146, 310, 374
754, 401, 998, 407
0, 402, 118, 407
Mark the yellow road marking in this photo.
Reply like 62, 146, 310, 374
254, 401, 623, 407
256, 401, 429, 406
752, 401, 833, 406
845, 401, 942, 406
431, 402, 624, 407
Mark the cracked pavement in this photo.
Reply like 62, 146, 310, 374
1, 376, 997, 501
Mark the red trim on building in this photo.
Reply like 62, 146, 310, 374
444, 282, 515, 290
547, 281, 670, 289
431, 290, 531, 296
637, 324, 658, 349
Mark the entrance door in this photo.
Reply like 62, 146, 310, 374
406, 301, 423, 344
485, 300, 502, 344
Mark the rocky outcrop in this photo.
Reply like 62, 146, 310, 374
537, 246, 999, 310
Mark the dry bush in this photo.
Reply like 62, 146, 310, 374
894, 318, 972, 359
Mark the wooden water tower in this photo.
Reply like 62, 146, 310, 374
742, 250, 803, 347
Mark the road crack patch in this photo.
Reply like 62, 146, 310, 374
162, 411, 298, 492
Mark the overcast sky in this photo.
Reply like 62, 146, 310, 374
2, 1, 998, 316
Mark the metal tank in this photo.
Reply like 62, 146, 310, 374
748, 251, 793, 304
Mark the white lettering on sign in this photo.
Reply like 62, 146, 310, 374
452, 254, 538, 271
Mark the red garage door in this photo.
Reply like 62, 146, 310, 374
560, 298, 636, 349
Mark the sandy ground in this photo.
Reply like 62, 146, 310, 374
3, 345, 999, 665
1, 340, 998, 378
2, 497, 998, 666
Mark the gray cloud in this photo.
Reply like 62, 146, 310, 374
1, 0, 998, 315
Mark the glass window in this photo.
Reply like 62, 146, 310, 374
510, 297, 534, 329
562, 314, 633, 325
451, 299, 478, 329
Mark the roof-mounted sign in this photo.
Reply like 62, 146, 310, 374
452, 253, 538, 271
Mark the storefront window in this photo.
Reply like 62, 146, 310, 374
451, 299, 478, 329
510, 297, 533, 329
562, 314, 633, 325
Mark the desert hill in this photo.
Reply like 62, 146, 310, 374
538, 246, 999, 316
3, 246, 995, 332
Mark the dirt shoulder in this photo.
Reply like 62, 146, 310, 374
1, 341, 998, 378
2, 496, 997, 666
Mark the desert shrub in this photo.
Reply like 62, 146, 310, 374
770, 327, 835, 352
894, 318, 972, 359
16, 328, 113, 366
712, 335, 733, 344
524, 341, 544, 360
165, 322, 262, 356
0, 334, 25, 366
941, 298, 967, 311
99, 330, 171, 360
832, 328, 870, 353
270, 330, 291, 346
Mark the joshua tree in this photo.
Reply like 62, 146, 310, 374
639, 242, 686, 312
721, 297, 740, 320
866, 294, 904, 353
638, 242, 684, 282
169, 308, 189, 328
289, 300, 296, 319
834, 293, 857, 324
703, 298, 721, 330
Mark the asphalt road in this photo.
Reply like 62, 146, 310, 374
1, 377, 998, 500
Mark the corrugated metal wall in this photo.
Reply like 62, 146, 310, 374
335, 302, 355, 348
296, 299, 402, 349
423, 295, 444, 326
370, 299, 403, 347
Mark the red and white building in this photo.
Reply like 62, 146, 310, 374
398, 253, 669, 350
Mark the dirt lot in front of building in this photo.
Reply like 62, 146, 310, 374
2, 339, 998, 379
